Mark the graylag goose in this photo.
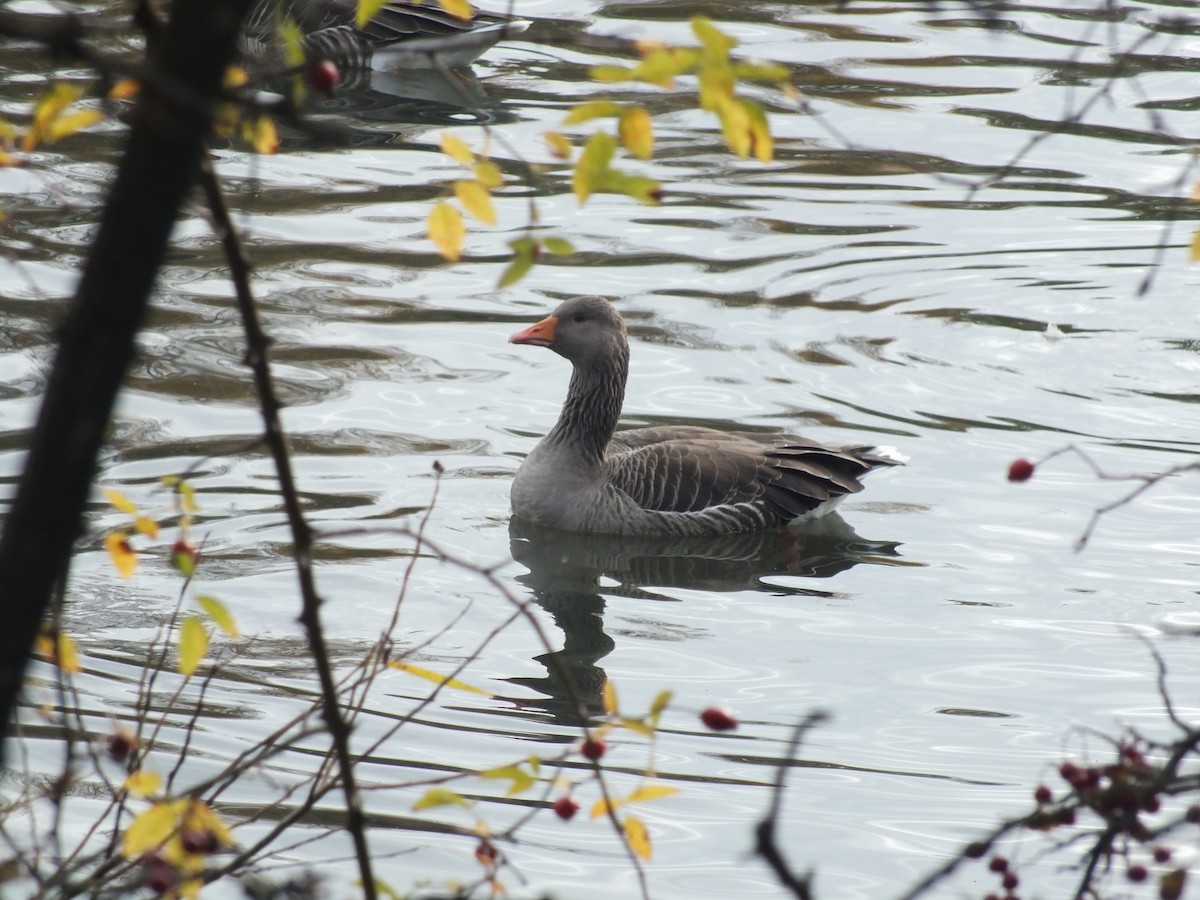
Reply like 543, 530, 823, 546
509, 296, 902, 537
244, 0, 529, 71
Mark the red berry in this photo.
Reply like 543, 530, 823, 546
1127, 863, 1148, 883
1058, 761, 1080, 784
144, 864, 175, 895
306, 60, 340, 97
580, 737, 606, 761
107, 730, 136, 762
1001, 870, 1019, 890
1154, 846, 1172, 864
475, 840, 498, 865
1007, 458, 1035, 482
1187, 805, 1200, 824
700, 706, 738, 732
1143, 795, 1161, 813
180, 828, 217, 855
1033, 784, 1052, 804
988, 856, 1008, 874
553, 796, 579, 821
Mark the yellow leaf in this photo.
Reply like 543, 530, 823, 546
177, 481, 199, 515
197, 595, 240, 639
133, 516, 159, 540
625, 814, 653, 860
108, 78, 141, 100
715, 94, 750, 158
441, 133, 475, 165
27, 82, 80, 149
692, 16, 737, 56
542, 237, 573, 256
178, 615, 208, 676
590, 797, 614, 819
0, 149, 22, 167
649, 689, 673, 717
1191, 229, 1200, 263
544, 131, 572, 159
573, 131, 617, 204
56, 633, 81, 673
122, 802, 181, 858
590, 65, 635, 84
388, 660, 491, 696
281, 19, 306, 70
740, 97, 773, 162
356, 0, 388, 28
223, 66, 249, 89
245, 116, 279, 155
602, 680, 619, 716
497, 237, 536, 289
562, 101, 625, 125
44, 109, 104, 144
473, 160, 503, 189
181, 799, 233, 846
105, 488, 138, 514
36, 631, 81, 673
413, 787, 469, 811
626, 784, 679, 804
480, 764, 535, 796
455, 180, 497, 225
734, 61, 790, 83
438, 0, 472, 21
123, 770, 163, 798
620, 716, 655, 738
618, 107, 654, 160
105, 531, 137, 579
428, 201, 465, 262
179, 879, 202, 900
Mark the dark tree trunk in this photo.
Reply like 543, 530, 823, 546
0, 0, 255, 753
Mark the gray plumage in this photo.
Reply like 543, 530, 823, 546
509, 296, 902, 537
243, 0, 528, 71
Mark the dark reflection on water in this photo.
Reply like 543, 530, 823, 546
505, 516, 903, 723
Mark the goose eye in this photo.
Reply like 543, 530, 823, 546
572, 313, 586, 323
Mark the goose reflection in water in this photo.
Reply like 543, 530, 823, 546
504, 516, 904, 724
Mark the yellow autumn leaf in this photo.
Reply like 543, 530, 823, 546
178, 879, 203, 900
245, 115, 279, 155
25, 82, 80, 150
133, 515, 159, 540
620, 716, 656, 738
1191, 229, 1200, 263
123, 770, 163, 798
740, 97, 773, 162
0, 149, 22, 167
625, 784, 679, 804
108, 78, 141, 100
105, 488, 138, 514
734, 61, 790, 82
602, 680, 619, 716
122, 801, 181, 858
590, 796, 613, 819
455, 180, 497, 225
413, 787, 470, 811
388, 660, 490, 695
618, 107, 654, 160
44, 109, 104, 144
480, 764, 535, 796
441, 132, 475, 165
356, 0, 388, 28
178, 615, 208, 677
715, 95, 751, 159
625, 814, 653, 859
438, 0, 472, 21
544, 131, 572, 159
649, 689, 673, 717
562, 100, 625, 125
573, 131, 617, 204
428, 201, 466, 262
36, 631, 81, 673
105, 531, 137, 579
181, 799, 234, 846
590, 65, 635, 84
542, 236, 573, 256
223, 66, 249, 89
473, 160, 504, 189
692, 16, 737, 56
197, 594, 240, 639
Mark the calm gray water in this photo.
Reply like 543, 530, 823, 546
3, 1, 1200, 897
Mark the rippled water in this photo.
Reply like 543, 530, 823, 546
3, 1, 1200, 897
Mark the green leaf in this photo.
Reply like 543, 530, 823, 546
498, 237, 537, 288
542, 237, 574, 256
